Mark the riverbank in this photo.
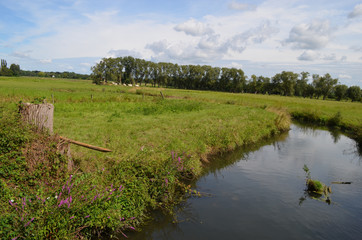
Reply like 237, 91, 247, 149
0, 77, 289, 239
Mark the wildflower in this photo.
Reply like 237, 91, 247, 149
55, 195, 58, 199
24, 217, 34, 227
129, 226, 135, 230
9, 200, 14, 206
85, 215, 90, 218
70, 216, 75, 219
47, 197, 50, 200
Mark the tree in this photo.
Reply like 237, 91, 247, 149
312, 73, 338, 100
0, 59, 13, 76
295, 72, 309, 97
347, 86, 361, 102
280, 71, 298, 96
334, 84, 348, 101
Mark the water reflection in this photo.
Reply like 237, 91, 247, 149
130, 124, 362, 240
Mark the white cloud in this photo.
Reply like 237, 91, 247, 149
147, 21, 279, 64
298, 50, 319, 61
339, 74, 352, 79
348, 4, 362, 18
285, 20, 331, 50
228, 1, 256, 11
230, 62, 243, 69
322, 53, 336, 61
80, 62, 92, 67
225, 21, 279, 53
174, 18, 214, 37
297, 51, 342, 62
40, 59, 52, 63
351, 46, 362, 52
107, 49, 142, 58
11, 51, 32, 59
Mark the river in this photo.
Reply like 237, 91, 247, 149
129, 124, 362, 240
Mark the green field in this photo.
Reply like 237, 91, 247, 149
0, 76, 361, 239
0, 76, 290, 172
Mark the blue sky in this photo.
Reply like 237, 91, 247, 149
1, 0, 361, 86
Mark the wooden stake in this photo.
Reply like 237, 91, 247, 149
59, 136, 112, 152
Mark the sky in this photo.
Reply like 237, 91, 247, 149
0, 0, 362, 86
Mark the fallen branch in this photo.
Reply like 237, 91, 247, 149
59, 136, 112, 152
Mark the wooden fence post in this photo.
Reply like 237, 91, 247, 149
19, 103, 54, 134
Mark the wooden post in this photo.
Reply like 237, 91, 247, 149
57, 138, 74, 171
19, 103, 54, 134
160, 91, 164, 99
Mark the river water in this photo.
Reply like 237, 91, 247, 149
130, 124, 362, 240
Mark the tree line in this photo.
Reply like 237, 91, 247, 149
91, 56, 362, 102
0, 59, 90, 80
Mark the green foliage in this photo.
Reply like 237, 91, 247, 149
347, 86, 361, 102
31, 96, 46, 104
303, 164, 310, 179
327, 112, 342, 127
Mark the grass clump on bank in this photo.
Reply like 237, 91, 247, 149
0, 105, 196, 239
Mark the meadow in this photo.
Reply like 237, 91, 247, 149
0, 76, 361, 239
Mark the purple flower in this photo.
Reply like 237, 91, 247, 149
24, 217, 34, 227
85, 215, 90, 218
9, 200, 14, 206
69, 196, 72, 203
70, 216, 75, 219
129, 226, 135, 230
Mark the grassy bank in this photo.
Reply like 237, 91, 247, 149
131, 87, 362, 145
0, 77, 289, 239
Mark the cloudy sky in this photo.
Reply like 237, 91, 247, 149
1, 0, 361, 86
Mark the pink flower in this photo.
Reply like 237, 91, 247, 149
24, 217, 34, 227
